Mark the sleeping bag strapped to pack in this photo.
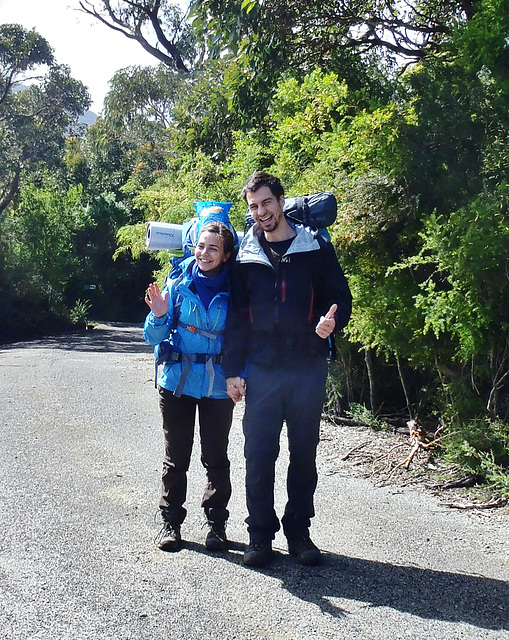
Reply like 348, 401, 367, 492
283, 192, 337, 228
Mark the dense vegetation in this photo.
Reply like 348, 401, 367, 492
1, 0, 508, 493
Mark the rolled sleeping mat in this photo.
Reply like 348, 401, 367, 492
145, 221, 183, 251
145, 220, 244, 251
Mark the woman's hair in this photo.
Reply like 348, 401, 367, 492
198, 221, 235, 256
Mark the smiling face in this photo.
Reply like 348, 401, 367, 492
194, 230, 231, 277
245, 185, 286, 236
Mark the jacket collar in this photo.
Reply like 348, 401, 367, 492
236, 220, 320, 266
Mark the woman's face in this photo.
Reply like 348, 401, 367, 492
195, 230, 230, 277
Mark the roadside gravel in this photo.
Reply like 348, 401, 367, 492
0, 323, 507, 640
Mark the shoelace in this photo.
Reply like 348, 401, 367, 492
154, 521, 179, 545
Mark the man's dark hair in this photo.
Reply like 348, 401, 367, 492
241, 171, 285, 203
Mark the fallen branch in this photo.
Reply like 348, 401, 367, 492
381, 421, 458, 481
341, 442, 368, 461
431, 474, 484, 490
443, 496, 508, 510
324, 414, 367, 427
395, 421, 456, 470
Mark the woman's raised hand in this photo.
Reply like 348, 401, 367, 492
145, 282, 169, 318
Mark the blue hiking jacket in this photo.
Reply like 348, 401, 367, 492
143, 258, 230, 399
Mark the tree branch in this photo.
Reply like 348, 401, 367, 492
78, 0, 190, 72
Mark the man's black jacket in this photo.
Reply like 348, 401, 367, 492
222, 222, 352, 376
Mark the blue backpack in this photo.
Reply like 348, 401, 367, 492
168, 201, 237, 279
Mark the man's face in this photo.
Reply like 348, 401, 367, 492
246, 185, 285, 234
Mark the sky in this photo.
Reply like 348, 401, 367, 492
0, 0, 162, 114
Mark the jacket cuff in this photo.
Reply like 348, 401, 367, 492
149, 312, 168, 326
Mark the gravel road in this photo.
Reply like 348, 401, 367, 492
1, 323, 508, 640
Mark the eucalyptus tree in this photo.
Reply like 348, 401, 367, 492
104, 63, 185, 130
78, 0, 198, 72
189, 0, 473, 65
0, 24, 90, 215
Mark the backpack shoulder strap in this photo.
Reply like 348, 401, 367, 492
167, 271, 186, 330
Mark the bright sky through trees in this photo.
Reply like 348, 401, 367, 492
0, 0, 158, 113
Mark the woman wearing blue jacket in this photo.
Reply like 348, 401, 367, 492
144, 222, 235, 553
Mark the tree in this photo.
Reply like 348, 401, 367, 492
0, 24, 90, 215
0, 23, 54, 95
0, 178, 91, 339
168, 58, 246, 157
452, 0, 509, 86
104, 64, 185, 130
70, 65, 186, 200
78, 0, 197, 72
189, 0, 469, 67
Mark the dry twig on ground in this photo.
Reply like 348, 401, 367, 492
443, 496, 508, 510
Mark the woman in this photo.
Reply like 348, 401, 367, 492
144, 221, 235, 552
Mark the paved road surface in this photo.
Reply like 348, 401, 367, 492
1, 323, 508, 639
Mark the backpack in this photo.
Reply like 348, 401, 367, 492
168, 201, 237, 279
152, 265, 224, 392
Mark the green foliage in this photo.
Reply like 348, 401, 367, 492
441, 417, 509, 491
396, 59, 487, 213
0, 180, 91, 339
0, 24, 90, 214
104, 64, 184, 131
10, 182, 90, 292
268, 71, 350, 174
346, 403, 386, 430
69, 298, 92, 327
452, 0, 509, 88
74, 192, 157, 322
168, 59, 247, 157
77, 118, 133, 197
408, 189, 509, 362
77, 112, 168, 199
189, 0, 461, 82
0, 23, 54, 76
115, 223, 148, 261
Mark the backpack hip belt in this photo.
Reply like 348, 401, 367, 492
155, 347, 223, 397
172, 352, 222, 398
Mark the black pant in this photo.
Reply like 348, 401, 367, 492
158, 387, 234, 525
242, 359, 328, 541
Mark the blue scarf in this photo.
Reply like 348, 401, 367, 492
192, 262, 229, 309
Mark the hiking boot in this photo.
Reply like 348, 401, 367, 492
205, 521, 228, 551
155, 521, 182, 552
243, 539, 272, 567
287, 533, 322, 566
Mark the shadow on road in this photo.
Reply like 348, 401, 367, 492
184, 541, 509, 630
0, 323, 149, 356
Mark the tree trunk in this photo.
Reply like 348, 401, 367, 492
364, 348, 377, 415
395, 352, 413, 420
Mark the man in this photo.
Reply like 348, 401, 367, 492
223, 171, 352, 567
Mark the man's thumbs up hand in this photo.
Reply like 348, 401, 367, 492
315, 304, 337, 339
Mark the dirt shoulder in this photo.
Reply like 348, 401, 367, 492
319, 417, 509, 515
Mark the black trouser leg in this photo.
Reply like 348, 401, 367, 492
198, 396, 234, 523
158, 387, 196, 524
